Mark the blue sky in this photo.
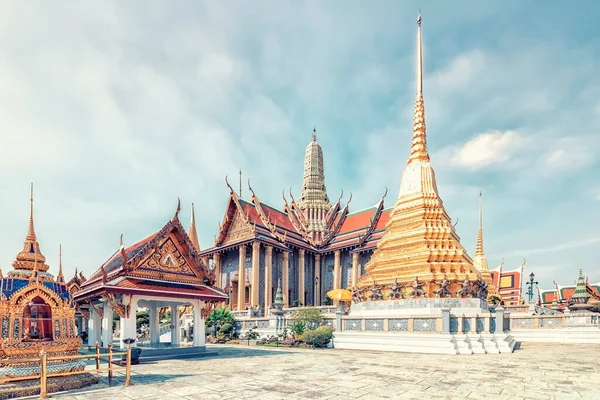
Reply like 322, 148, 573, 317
1, 1, 599, 291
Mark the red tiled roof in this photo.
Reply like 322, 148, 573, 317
374, 209, 391, 231
114, 278, 227, 300
261, 203, 297, 232
338, 207, 376, 234
85, 231, 159, 284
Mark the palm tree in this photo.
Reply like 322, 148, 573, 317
206, 307, 234, 327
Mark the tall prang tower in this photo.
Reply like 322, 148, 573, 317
297, 128, 333, 243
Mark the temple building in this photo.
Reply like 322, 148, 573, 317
0, 185, 97, 396
490, 259, 526, 306
539, 269, 600, 311
200, 13, 505, 311
73, 201, 228, 349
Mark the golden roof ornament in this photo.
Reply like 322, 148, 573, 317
12, 183, 50, 272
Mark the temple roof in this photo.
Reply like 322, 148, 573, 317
77, 203, 227, 303
205, 177, 387, 254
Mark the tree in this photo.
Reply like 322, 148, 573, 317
292, 307, 322, 329
206, 307, 234, 328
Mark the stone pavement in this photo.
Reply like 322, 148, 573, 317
44, 342, 599, 400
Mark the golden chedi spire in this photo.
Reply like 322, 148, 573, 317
12, 183, 50, 273
357, 14, 480, 295
472, 191, 498, 297
189, 202, 201, 251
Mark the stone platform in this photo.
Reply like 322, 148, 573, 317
333, 331, 516, 355
349, 298, 489, 317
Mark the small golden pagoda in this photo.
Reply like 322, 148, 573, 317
472, 192, 498, 298
0, 184, 98, 398
356, 14, 483, 299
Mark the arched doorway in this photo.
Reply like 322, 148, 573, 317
23, 296, 53, 341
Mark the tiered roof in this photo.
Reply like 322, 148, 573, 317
202, 176, 390, 256
75, 202, 227, 304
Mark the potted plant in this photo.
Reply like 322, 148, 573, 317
120, 338, 142, 365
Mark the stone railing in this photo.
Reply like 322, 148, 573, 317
341, 315, 443, 333
509, 315, 566, 329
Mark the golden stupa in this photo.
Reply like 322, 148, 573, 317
472, 192, 498, 298
356, 14, 485, 299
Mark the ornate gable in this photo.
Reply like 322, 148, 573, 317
223, 209, 254, 246
132, 232, 204, 283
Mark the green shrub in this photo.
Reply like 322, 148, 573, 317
293, 307, 322, 329
290, 321, 306, 337
219, 323, 233, 335
300, 326, 334, 348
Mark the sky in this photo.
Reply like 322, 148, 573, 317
1, 1, 599, 292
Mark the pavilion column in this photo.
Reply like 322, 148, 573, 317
298, 249, 306, 305
119, 296, 138, 349
88, 307, 100, 346
193, 299, 205, 347
315, 254, 321, 306
282, 251, 289, 308
352, 252, 360, 287
149, 304, 160, 346
237, 245, 247, 311
214, 253, 222, 289
171, 304, 181, 346
333, 250, 341, 290
264, 246, 273, 312
101, 301, 113, 348
251, 242, 260, 309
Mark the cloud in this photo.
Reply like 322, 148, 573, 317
435, 130, 526, 170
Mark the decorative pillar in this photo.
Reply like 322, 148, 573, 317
441, 307, 450, 334
88, 307, 100, 346
171, 304, 181, 346
237, 245, 247, 311
333, 250, 341, 290
101, 301, 113, 347
193, 300, 205, 347
283, 251, 289, 308
149, 304, 159, 346
495, 306, 505, 333
315, 254, 321, 306
119, 296, 138, 349
264, 246, 273, 312
298, 249, 306, 305
214, 253, 222, 288
352, 252, 360, 287
251, 242, 261, 308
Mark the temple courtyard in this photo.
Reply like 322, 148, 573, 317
45, 343, 598, 400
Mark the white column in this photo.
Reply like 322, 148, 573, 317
193, 300, 205, 347
171, 304, 181, 346
87, 308, 99, 346
101, 301, 113, 347
149, 304, 159, 346
119, 296, 138, 349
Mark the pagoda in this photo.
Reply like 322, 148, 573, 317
0, 184, 98, 398
472, 192, 498, 298
356, 14, 483, 299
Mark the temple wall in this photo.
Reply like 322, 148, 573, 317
221, 249, 239, 290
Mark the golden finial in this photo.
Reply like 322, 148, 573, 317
407, 12, 430, 164
312, 127, 317, 142
475, 190, 484, 257
57, 244, 64, 281
27, 182, 36, 241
